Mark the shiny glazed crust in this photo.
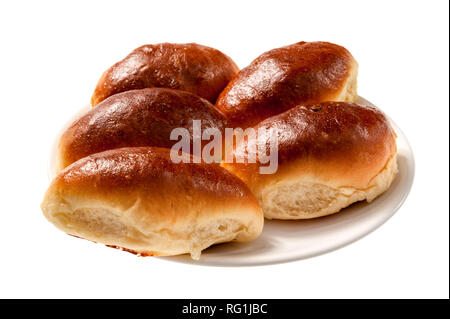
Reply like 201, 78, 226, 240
91, 43, 239, 105
221, 102, 397, 219
58, 88, 227, 171
215, 41, 358, 127
42, 147, 264, 259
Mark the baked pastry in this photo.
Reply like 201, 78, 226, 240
57, 88, 227, 172
41, 147, 264, 259
91, 43, 239, 106
221, 102, 397, 219
216, 41, 358, 127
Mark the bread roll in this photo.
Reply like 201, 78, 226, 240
91, 43, 239, 106
42, 147, 264, 259
216, 41, 358, 127
221, 102, 397, 219
57, 88, 227, 172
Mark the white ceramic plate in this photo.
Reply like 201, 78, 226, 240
48, 96, 415, 267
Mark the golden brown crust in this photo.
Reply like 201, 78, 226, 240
42, 147, 264, 258
58, 88, 227, 171
57, 147, 256, 201
216, 41, 358, 127
221, 102, 397, 219
223, 102, 396, 189
91, 43, 239, 105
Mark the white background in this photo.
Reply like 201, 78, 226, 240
0, 0, 448, 298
